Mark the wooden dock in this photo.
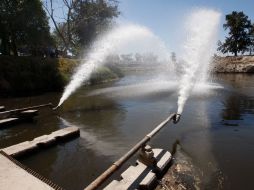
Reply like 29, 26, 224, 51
2, 126, 80, 157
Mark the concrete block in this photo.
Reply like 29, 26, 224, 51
139, 171, 156, 190
156, 151, 171, 172
2, 127, 80, 157
104, 148, 171, 190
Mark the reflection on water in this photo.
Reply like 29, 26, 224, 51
0, 74, 254, 190
222, 95, 242, 121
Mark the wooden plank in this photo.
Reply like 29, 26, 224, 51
0, 118, 19, 127
18, 109, 38, 120
0, 103, 52, 115
1, 127, 80, 157
0, 106, 5, 112
0, 110, 38, 127
0, 112, 38, 129
21, 109, 38, 114
0, 103, 52, 119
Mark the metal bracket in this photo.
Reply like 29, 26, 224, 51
138, 145, 157, 167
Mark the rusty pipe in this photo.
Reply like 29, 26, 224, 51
84, 113, 178, 190
52, 106, 59, 110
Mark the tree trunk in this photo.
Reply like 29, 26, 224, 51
9, 23, 18, 56
11, 35, 18, 56
234, 51, 237, 56
0, 25, 10, 55
1, 34, 10, 55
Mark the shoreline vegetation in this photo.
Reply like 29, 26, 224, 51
0, 54, 253, 97
0, 56, 122, 97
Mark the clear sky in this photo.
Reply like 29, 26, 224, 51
117, 0, 254, 54
48, 0, 254, 54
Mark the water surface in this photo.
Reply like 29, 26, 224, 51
0, 74, 254, 190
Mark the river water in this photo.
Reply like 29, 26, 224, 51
0, 73, 254, 190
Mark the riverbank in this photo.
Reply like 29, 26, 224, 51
212, 55, 254, 73
0, 56, 122, 97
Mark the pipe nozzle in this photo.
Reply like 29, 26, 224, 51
173, 113, 181, 124
52, 106, 59, 110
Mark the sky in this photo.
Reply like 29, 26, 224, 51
48, 0, 254, 55
117, 0, 254, 54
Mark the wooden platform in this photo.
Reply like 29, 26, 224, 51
1, 127, 80, 157
104, 148, 172, 190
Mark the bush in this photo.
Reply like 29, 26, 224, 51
0, 56, 123, 96
0, 56, 76, 96
90, 66, 118, 84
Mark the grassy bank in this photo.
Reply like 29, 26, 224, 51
0, 56, 122, 97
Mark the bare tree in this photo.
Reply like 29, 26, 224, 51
42, 0, 73, 53
43, 0, 119, 56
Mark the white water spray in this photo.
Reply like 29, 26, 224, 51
177, 9, 221, 114
57, 23, 170, 107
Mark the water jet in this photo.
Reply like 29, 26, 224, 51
176, 9, 221, 114
57, 23, 170, 107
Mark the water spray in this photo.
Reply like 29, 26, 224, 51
176, 9, 221, 114
57, 23, 170, 107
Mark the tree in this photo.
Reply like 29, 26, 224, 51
218, 11, 252, 56
44, 0, 120, 56
72, 0, 119, 53
171, 52, 176, 63
248, 24, 254, 55
0, 0, 53, 56
43, 0, 75, 55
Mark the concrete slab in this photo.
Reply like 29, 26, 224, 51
2, 127, 80, 157
156, 151, 172, 172
104, 148, 172, 190
139, 171, 156, 190
0, 151, 54, 190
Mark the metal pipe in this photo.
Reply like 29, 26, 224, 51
52, 106, 59, 110
84, 113, 177, 190
0, 103, 53, 118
